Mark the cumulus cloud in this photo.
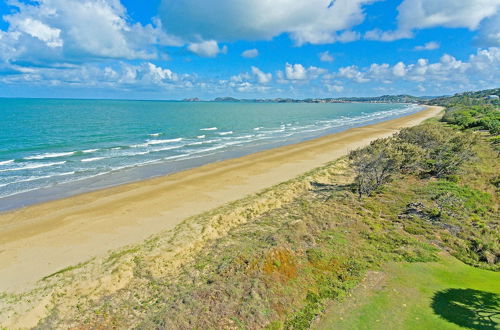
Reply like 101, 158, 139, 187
159, 0, 375, 45
285, 63, 308, 80
338, 65, 370, 83
11, 18, 63, 48
278, 63, 327, 81
241, 48, 259, 58
187, 40, 227, 57
319, 51, 334, 62
0, 61, 186, 90
397, 0, 500, 31
392, 62, 407, 77
326, 84, 344, 92
476, 12, 500, 46
364, 29, 413, 41
366, 0, 500, 42
0, 0, 180, 64
336, 47, 500, 91
414, 41, 440, 51
251, 66, 272, 83
3, 48, 499, 97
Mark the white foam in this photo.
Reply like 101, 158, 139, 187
190, 145, 226, 154
218, 131, 233, 136
235, 135, 254, 139
149, 133, 162, 137
149, 138, 182, 145
0, 160, 14, 166
110, 159, 162, 172
82, 149, 99, 153
186, 141, 203, 146
149, 145, 184, 153
200, 127, 218, 131
24, 152, 75, 160
197, 135, 206, 139
81, 157, 104, 163
163, 154, 186, 161
119, 150, 150, 157
0, 161, 66, 172
3, 171, 76, 186
134, 138, 183, 147
0, 187, 41, 199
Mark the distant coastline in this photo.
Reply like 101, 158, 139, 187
190, 94, 429, 103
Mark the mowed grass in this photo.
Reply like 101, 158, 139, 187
315, 254, 500, 330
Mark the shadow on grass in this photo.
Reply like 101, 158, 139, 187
431, 288, 499, 329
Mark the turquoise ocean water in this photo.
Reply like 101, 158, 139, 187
0, 99, 423, 210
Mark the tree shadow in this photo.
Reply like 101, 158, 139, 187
431, 288, 499, 329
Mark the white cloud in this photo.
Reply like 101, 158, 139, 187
338, 65, 370, 83
476, 12, 500, 46
285, 63, 308, 80
187, 40, 227, 57
159, 0, 375, 45
2, 48, 499, 97
230, 72, 252, 82
251, 66, 272, 83
12, 18, 63, 48
0, 61, 184, 89
364, 29, 413, 41
319, 51, 334, 62
280, 63, 327, 81
334, 30, 361, 43
241, 49, 259, 58
392, 62, 407, 77
367, 0, 500, 42
397, 0, 500, 31
326, 84, 344, 92
414, 41, 440, 51
335, 47, 500, 92
0, 0, 179, 63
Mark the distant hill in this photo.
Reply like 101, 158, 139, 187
213, 97, 241, 102
427, 88, 500, 106
211, 95, 424, 104
210, 88, 499, 105
335, 95, 425, 103
213, 95, 432, 103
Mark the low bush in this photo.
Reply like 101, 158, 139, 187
349, 123, 478, 197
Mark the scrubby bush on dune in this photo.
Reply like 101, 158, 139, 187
349, 123, 478, 198
443, 104, 500, 135
348, 138, 408, 198
348, 107, 498, 271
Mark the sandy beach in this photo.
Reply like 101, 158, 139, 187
0, 106, 443, 293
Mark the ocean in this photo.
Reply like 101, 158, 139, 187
0, 99, 423, 211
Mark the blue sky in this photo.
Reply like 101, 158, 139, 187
0, 0, 499, 100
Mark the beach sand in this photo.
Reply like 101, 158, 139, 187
0, 106, 443, 292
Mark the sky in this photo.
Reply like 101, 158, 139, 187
0, 0, 499, 100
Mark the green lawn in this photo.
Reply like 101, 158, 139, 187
314, 254, 500, 330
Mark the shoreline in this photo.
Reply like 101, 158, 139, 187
0, 103, 422, 212
0, 106, 443, 292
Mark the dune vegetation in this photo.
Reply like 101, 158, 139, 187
0, 92, 499, 329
